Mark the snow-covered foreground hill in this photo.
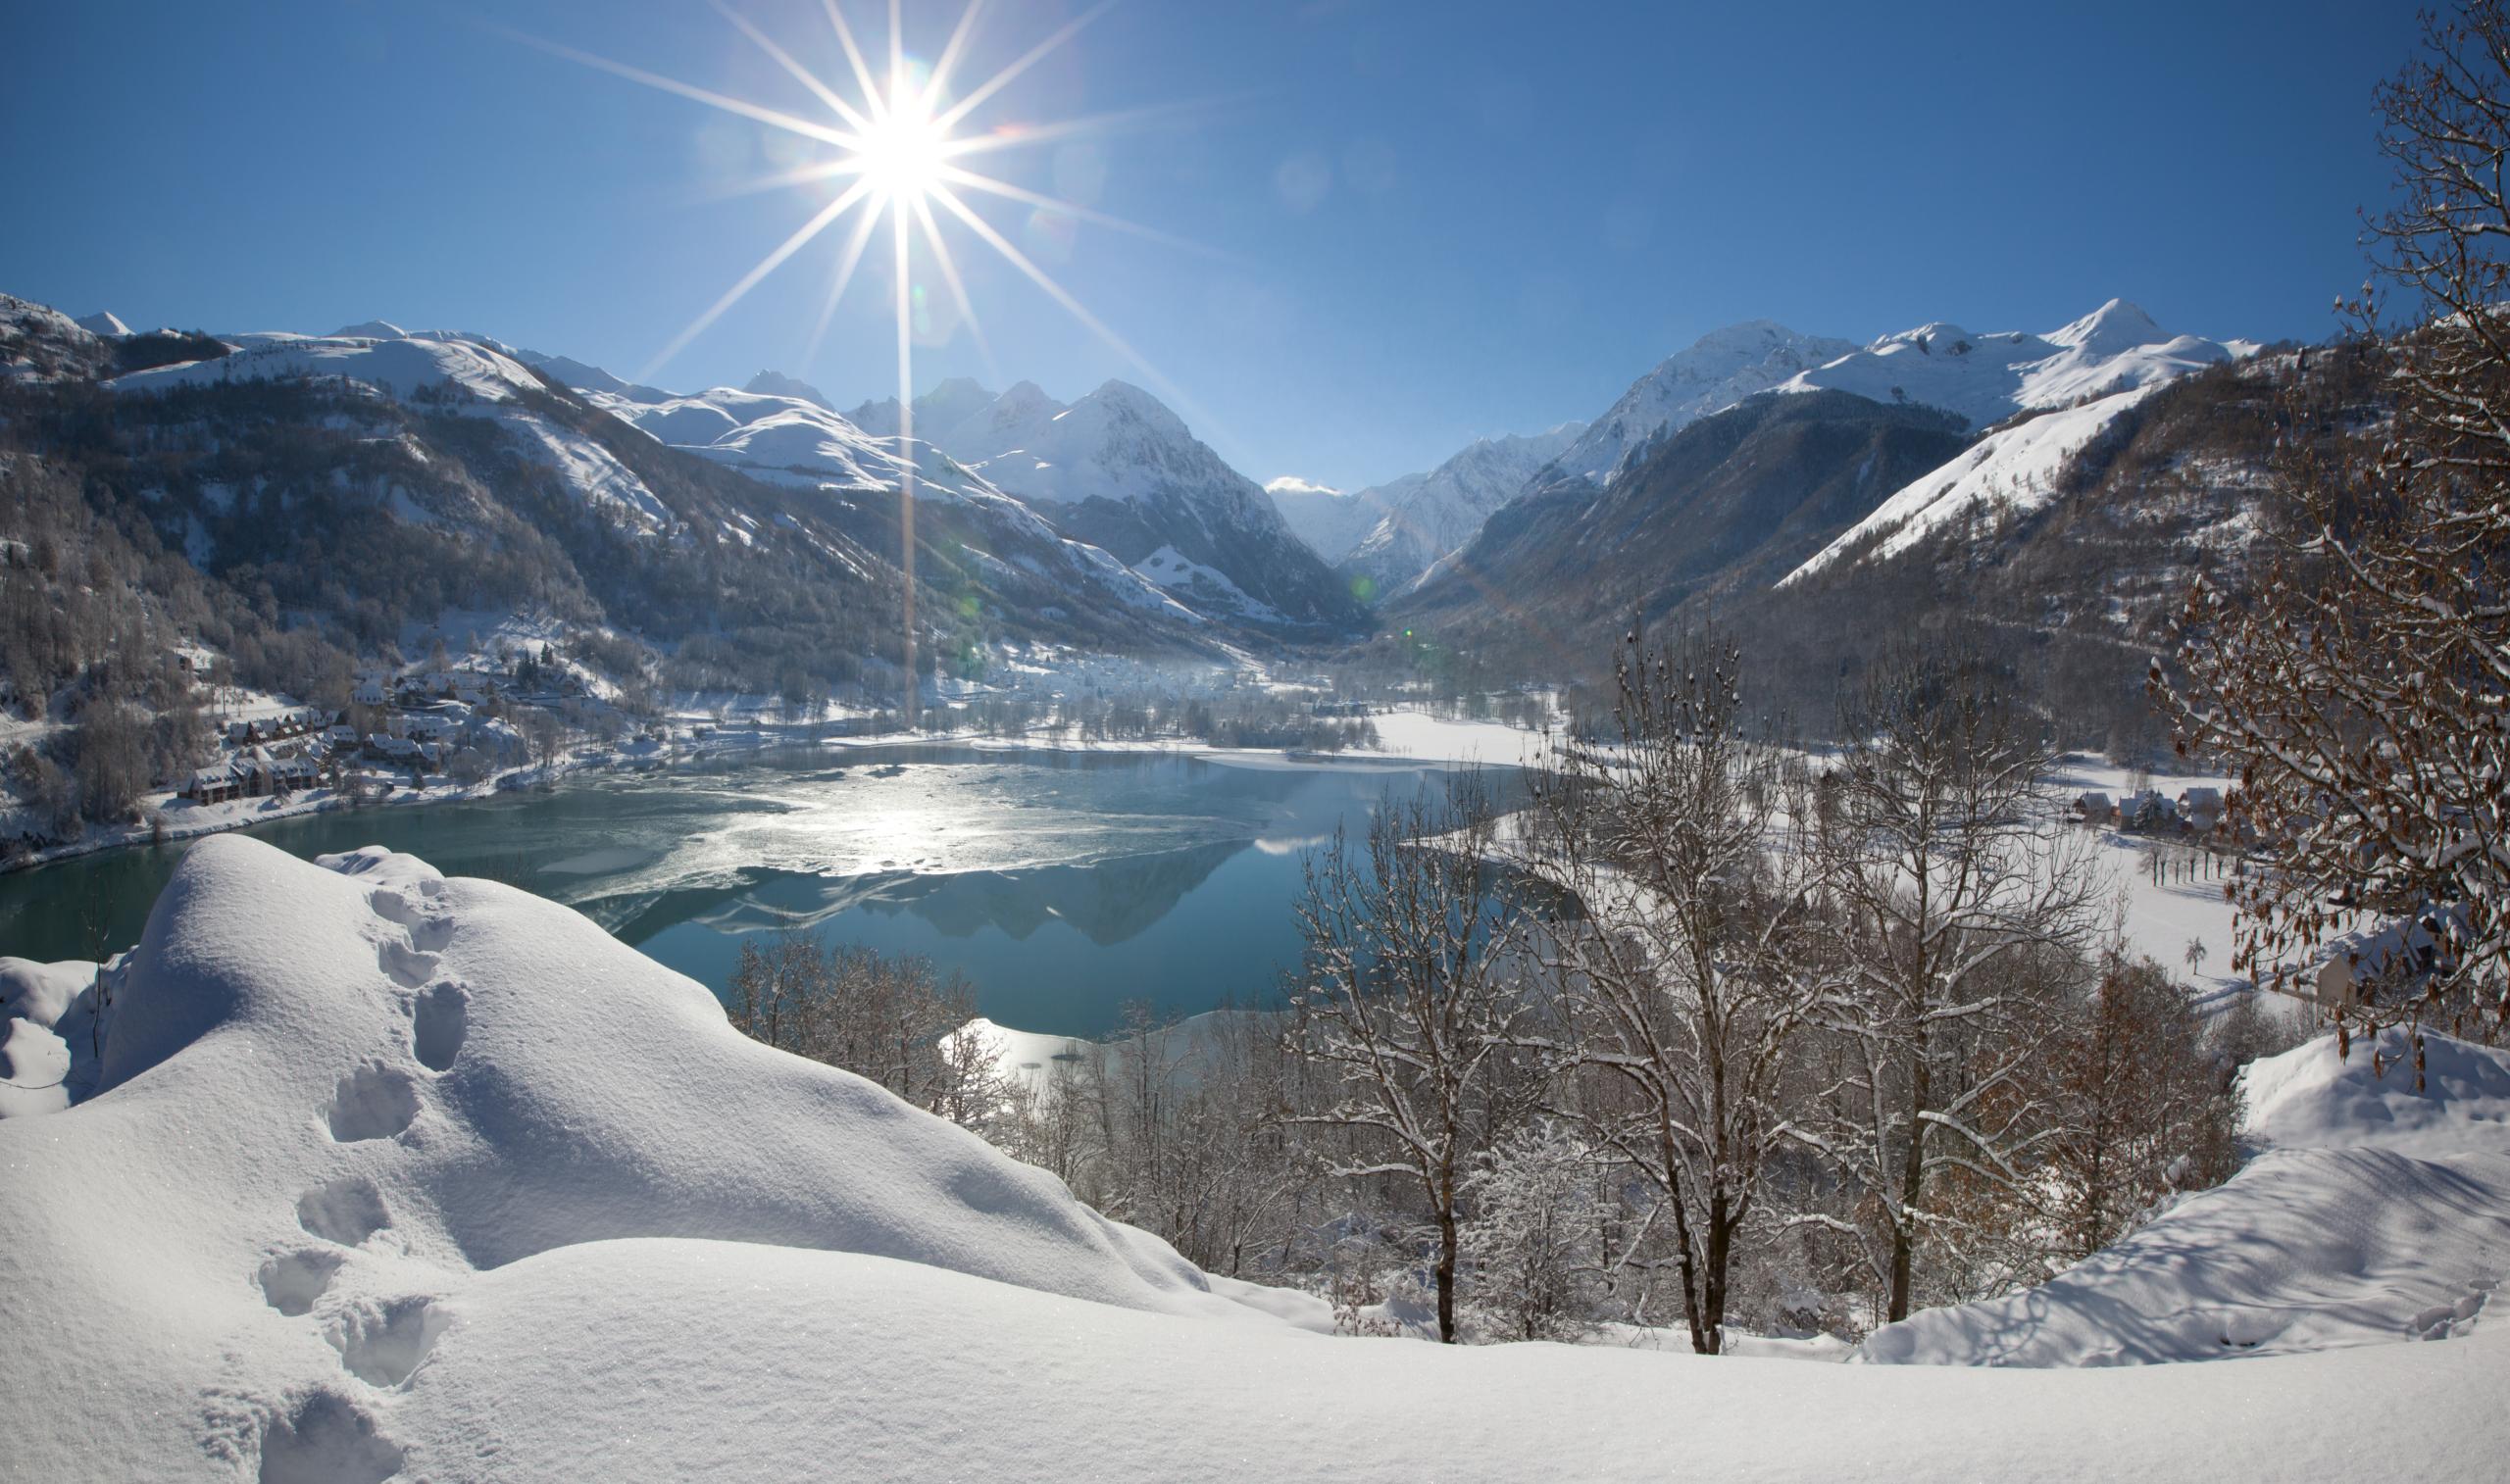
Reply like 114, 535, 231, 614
1864, 1030, 2510, 1367
3, 840, 2505, 1482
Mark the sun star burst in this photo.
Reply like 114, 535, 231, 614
512, 0, 1222, 726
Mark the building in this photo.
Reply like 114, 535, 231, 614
180, 767, 239, 806
2177, 787, 2225, 832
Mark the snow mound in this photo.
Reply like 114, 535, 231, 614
0, 836, 1261, 1479
1859, 1031, 2510, 1367
0, 956, 101, 1117
2245, 1028, 2510, 1158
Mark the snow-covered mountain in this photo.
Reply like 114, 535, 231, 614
952, 378, 1359, 627
1775, 303, 2258, 584
108, 326, 691, 540
1546, 321, 1861, 486
832, 377, 1358, 628
743, 368, 833, 409
1263, 476, 1382, 563
1782, 382, 2167, 584
844, 375, 1002, 445
1774, 299, 2242, 430
1338, 422, 1585, 597
73, 310, 130, 338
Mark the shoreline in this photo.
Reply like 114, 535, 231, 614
1, 708, 1551, 879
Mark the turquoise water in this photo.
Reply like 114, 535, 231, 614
0, 747, 1507, 1037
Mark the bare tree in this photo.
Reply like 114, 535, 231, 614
2033, 956, 2242, 1265
1518, 624, 1829, 1353
1794, 649, 2102, 1324
2158, 2, 2510, 1036
1287, 774, 1536, 1343
727, 933, 1006, 1135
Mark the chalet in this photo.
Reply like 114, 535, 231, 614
404, 712, 462, 744
180, 767, 240, 806
2177, 787, 2225, 830
351, 678, 390, 709
366, 734, 422, 766
270, 754, 321, 793
2071, 791, 2114, 825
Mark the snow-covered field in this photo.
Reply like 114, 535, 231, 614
3, 838, 2506, 1481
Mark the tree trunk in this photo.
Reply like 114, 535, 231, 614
1700, 1189, 1732, 1355
1434, 1205, 1459, 1344
1888, 1057, 1931, 1323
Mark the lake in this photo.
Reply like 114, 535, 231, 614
0, 746, 1512, 1037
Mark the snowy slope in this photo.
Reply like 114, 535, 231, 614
3, 843, 2506, 1480
588, 385, 1015, 511
108, 329, 544, 405
1782, 383, 2162, 582
75, 310, 131, 338
106, 329, 691, 540
1777, 299, 2237, 430
1339, 422, 1586, 596
1549, 320, 1860, 484
1861, 1029, 2510, 1367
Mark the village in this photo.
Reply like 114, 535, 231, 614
173, 647, 602, 810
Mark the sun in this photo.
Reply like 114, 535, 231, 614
511, 0, 1221, 727
854, 82, 950, 205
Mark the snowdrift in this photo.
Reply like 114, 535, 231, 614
0, 837, 1248, 1480
1861, 1030, 2510, 1366
2, 839, 2504, 1482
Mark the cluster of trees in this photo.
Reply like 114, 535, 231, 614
724, 932, 1005, 1128
1264, 634, 2254, 1346
945, 686, 1384, 753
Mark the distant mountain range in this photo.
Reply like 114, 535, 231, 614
5, 280, 2292, 748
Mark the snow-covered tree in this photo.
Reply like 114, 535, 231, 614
1461, 1120, 1604, 1343
1518, 624, 1830, 1353
1288, 775, 1538, 1344
1795, 650, 2103, 1324
2159, 1, 2510, 1036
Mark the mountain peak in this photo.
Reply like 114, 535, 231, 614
744, 369, 832, 409
74, 311, 130, 339
2047, 297, 2166, 353
330, 319, 408, 340
1079, 379, 1189, 437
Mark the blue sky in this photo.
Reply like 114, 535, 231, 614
1, 1, 2420, 489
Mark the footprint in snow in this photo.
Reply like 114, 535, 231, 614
325, 1063, 419, 1143
255, 1388, 403, 1484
